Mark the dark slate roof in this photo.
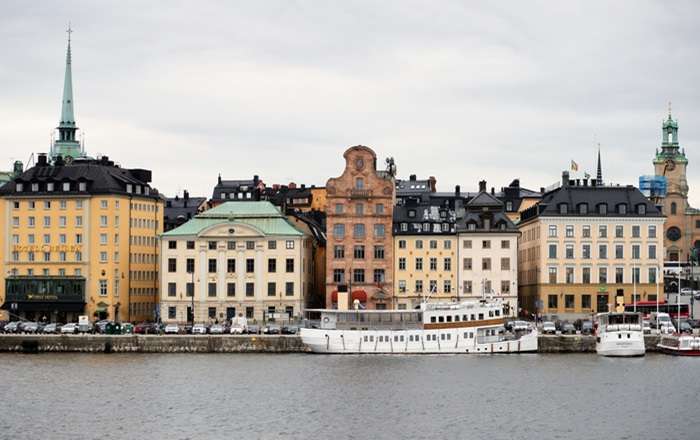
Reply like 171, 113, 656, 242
211, 175, 261, 200
395, 176, 436, 196
0, 155, 160, 199
164, 194, 207, 231
520, 182, 663, 223
467, 191, 503, 208
456, 211, 517, 233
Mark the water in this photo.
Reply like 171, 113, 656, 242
0, 353, 697, 440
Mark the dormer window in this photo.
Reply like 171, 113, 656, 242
47, 182, 54, 192
31, 183, 39, 192
578, 203, 588, 214
598, 203, 607, 215
221, 192, 227, 199
499, 223, 507, 230
135, 185, 142, 194
126, 184, 133, 193
408, 209, 416, 218
16, 183, 23, 192
400, 223, 408, 232
79, 182, 87, 192
637, 204, 646, 215
63, 182, 71, 191
617, 204, 627, 214
559, 203, 568, 214
506, 201, 513, 211
467, 222, 476, 231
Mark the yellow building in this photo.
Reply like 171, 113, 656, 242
518, 172, 665, 318
0, 33, 163, 323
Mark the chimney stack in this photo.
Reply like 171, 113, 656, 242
562, 171, 570, 186
478, 180, 487, 192
455, 185, 461, 197
409, 174, 417, 181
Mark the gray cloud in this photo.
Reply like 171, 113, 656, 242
1, 0, 699, 204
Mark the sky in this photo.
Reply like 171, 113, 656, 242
1, 1, 699, 205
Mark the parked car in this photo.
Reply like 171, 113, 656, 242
542, 321, 556, 334
264, 324, 281, 335
134, 322, 157, 335
230, 323, 246, 334
0, 321, 8, 333
246, 324, 261, 335
192, 323, 208, 335
164, 323, 180, 334
281, 325, 299, 335
580, 320, 594, 335
121, 323, 134, 334
209, 324, 225, 334
678, 320, 693, 334
77, 323, 94, 334
94, 320, 111, 334
20, 322, 40, 333
3, 321, 20, 333
561, 322, 576, 334
61, 323, 78, 334
511, 321, 530, 332
686, 319, 700, 329
642, 320, 652, 335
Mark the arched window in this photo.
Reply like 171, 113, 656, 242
671, 202, 677, 215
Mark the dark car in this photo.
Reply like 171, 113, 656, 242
246, 324, 261, 335
561, 322, 576, 334
94, 320, 111, 334
686, 319, 700, 329
0, 321, 8, 333
264, 324, 281, 335
678, 320, 693, 334
281, 325, 299, 335
580, 320, 594, 335
134, 322, 157, 335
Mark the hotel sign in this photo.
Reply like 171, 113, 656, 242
12, 245, 82, 253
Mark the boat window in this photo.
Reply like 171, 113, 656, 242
409, 335, 413, 342
370, 336, 374, 342
627, 334, 630, 339
478, 313, 484, 320
433, 335, 437, 341
446, 316, 452, 322
618, 334, 621, 339
471, 314, 476, 320
495, 310, 500, 317
438, 316, 444, 323
430, 316, 436, 323
455, 315, 460, 322
464, 332, 469, 338
463, 315, 468, 321
364, 335, 368, 342
400, 335, 404, 342
470, 332, 474, 338
394, 335, 399, 342
446, 334, 451, 340
441, 334, 445, 340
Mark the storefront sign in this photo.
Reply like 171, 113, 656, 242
12, 244, 82, 253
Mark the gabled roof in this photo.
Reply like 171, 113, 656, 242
467, 191, 503, 208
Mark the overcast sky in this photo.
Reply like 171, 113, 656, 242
1, 1, 699, 205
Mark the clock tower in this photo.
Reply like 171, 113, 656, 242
653, 109, 697, 261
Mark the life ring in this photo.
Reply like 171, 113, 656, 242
323, 317, 330, 323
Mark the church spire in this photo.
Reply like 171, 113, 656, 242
52, 24, 83, 161
596, 144, 603, 186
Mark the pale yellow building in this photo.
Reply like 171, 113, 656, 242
159, 202, 312, 323
518, 172, 665, 318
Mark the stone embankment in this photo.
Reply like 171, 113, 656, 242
0, 334, 662, 354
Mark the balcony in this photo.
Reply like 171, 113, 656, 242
350, 189, 372, 199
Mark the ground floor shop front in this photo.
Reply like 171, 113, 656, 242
160, 300, 303, 324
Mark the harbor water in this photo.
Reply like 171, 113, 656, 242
0, 353, 697, 439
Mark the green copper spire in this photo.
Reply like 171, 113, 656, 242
52, 24, 83, 161
654, 103, 687, 164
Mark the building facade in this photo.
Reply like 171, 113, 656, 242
0, 35, 162, 323
325, 146, 395, 309
650, 112, 700, 262
159, 202, 311, 323
457, 182, 519, 315
518, 172, 665, 318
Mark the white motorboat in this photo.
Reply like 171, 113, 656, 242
300, 299, 537, 354
595, 312, 645, 357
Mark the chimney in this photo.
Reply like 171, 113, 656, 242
218, 174, 222, 184
478, 180, 487, 192
428, 176, 437, 192
409, 174, 417, 181
455, 185, 461, 197
562, 171, 570, 186
300, 184, 306, 189
491, 187, 495, 195
583, 179, 588, 187
184, 190, 189, 200
591, 180, 597, 187
37, 153, 48, 167
253, 175, 260, 186
289, 182, 297, 189
540, 187, 545, 193
54, 155, 65, 167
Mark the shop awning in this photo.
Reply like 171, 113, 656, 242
0, 301, 86, 312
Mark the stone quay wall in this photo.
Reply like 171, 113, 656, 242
0, 334, 662, 354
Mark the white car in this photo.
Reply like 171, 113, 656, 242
164, 324, 179, 334
192, 323, 207, 335
209, 324, 225, 334
60, 323, 78, 334
230, 324, 246, 334
511, 321, 530, 332
542, 321, 556, 334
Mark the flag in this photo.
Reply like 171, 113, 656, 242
571, 160, 579, 171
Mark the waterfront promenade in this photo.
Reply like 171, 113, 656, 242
0, 334, 663, 353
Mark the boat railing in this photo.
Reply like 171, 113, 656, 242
606, 324, 642, 332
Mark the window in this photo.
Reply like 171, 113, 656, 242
43, 216, 51, 227
599, 225, 607, 238
559, 204, 568, 214
548, 267, 557, 284
267, 258, 276, 273
648, 225, 657, 238
100, 200, 108, 209
565, 244, 574, 259
444, 257, 451, 271
444, 280, 452, 294
444, 240, 451, 249
482, 240, 491, 249
565, 295, 575, 309
208, 307, 216, 319
168, 283, 177, 297
501, 240, 510, 249
463, 258, 472, 270
615, 267, 624, 283
100, 252, 108, 263
187, 258, 195, 273
415, 257, 423, 271
416, 240, 423, 249
374, 245, 384, 259
246, 307, 254, 318
429, 280, 437, 293
599, 267, 608, 284
599, 244, 607, 259
355, 177, 364, 189
632, 225, 640, 238
246, 283, 254, 297
334, 203, 343, 214
285, 282, 294, 296
168, 258, 177, 272
482, 258, 491, 270
168, 306, 176, 319
286, 258, 294, 273
463, 281, 472, 293
353, 245, 365, 259
648, 244, 656, 259
415, 280, 423, 293
267, 282, 276, 296
333, 269, 344, 283
632, 267, 640, 284
99, 279, 108, 296
79, 182, 86, 191
582, 244, 591, 259
355, 203, 364, 215
227, 258, 236, 273
566, 267, 574, 283
632, 245, 640, 259
333, 224, 345, 238
463, 240, 472, 249
501, 280, 510, 294
100, 215, 107, 227
548, 244, 557, 259
246, 258, 254, 273
268, 240, 276, 250
565, 225, 574, 237
227, 241, 236, 250
333, 245, 345, 259
649, 267, 657, 284
353, 269, 365, 283
375, 204, 384, 215
398, 240, 406, 249
208, 259, 217, 273
582, 267, 591, 284
579, 203, 588, 214
62, 182, 70, 191
75, 216, 83, 227
373, 269, 385, 283
353, 224, 365, 238
59, 216, 66, 227
286, 240, 294, 249
246, 241, 255, 250
671, 202, 677, 215
615, 225, 624, 238
187, 240, 195, 250
582, 295, 591, 309
548, 294, 558, 309
374, 224, 385, 238
427, 257, 436, 271
398, 257, 406, 270
498, 257, 510, 271
615, 245, 624, 259
100, 234, 108, 245
582, 225, 591, 238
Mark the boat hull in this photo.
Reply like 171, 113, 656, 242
596, 333, 645, 357
657, 346, 700, 356
300, 328, 538, 354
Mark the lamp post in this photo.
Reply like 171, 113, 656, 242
656, 265, 660, 319
190, 270, 195, 327
633, 263, 637, 313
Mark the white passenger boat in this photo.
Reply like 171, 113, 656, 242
300, 299, 537, 354
657, 334, 700, 356
595, 312, 645, 357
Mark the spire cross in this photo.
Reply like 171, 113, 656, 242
668, 101, 672, 117
66, 23, 73, 43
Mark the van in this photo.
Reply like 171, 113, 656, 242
650, 312, 675, 333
